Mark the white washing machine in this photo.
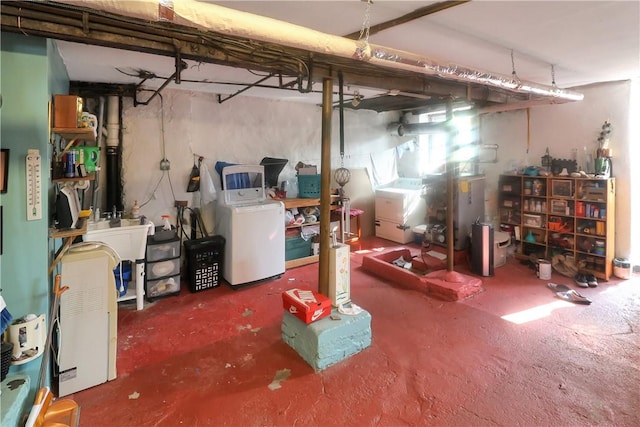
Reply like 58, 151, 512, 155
216, 165, 285, 286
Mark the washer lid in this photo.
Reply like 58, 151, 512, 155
221, 165, 266, 205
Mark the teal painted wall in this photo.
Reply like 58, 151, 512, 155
1, 33, 69, 400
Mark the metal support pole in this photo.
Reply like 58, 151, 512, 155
318, 77, 333, 296
445, 98, 455, 272
341, 197, 351, 243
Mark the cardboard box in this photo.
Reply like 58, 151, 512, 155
297, 166, 317, 175
282, 288, 331, 324
53, 95, 83, 128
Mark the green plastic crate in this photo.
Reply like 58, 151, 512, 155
297, 174, 321, 198
285, 235, 312, 261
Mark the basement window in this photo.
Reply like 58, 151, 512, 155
416, 110, 477, 176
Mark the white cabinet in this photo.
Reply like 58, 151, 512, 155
58, 246, 119, 396
374, 180, 426, 244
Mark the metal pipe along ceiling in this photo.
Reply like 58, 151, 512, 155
388, 121, 451, 137
59, 0, 583, 103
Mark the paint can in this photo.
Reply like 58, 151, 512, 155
536, 259, 552, 280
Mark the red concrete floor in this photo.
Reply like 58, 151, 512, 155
70, 237, 640, 426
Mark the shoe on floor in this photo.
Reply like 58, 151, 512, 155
574, 273, 589, 288
547, 282, 572, 293
556, 290, 592, 305
585, 274, 598, 287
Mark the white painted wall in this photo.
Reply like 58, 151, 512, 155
117, 80, 633, 260
119, 89, 400, 236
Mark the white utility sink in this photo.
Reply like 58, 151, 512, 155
85, 219, 151, 260
83, 219, 152, 311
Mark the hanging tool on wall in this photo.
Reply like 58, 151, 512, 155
186, 156, 202, 192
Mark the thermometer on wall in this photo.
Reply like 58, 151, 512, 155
26, 149, 42, 221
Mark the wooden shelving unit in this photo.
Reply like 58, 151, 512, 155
282, 196, 341, 268
284, 198, 320, 269
52, 127, 96, 155
52, 173, 95, 183
48, 127, 98, 273
498, 174, 615, 280
48, 217, 87, 274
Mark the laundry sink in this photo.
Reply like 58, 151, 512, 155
87, 218, 144, 231
84, 219, 152, 260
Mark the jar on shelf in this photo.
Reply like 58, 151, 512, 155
532, 179, 543, 196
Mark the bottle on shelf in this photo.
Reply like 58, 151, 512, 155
162, 215, 172, 230
132, 200, 140, 219
532, 179, 543, 196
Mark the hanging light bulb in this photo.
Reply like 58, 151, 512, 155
351, 90, 363, 107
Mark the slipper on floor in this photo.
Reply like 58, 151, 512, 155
547, 282, 572, 293
556, 290, 592, 305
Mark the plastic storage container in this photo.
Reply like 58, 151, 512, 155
146, 274, 180, 299
494, 231, 511, 268
412, 225, 427, 245
1, 341, 13, 381
146, 237, 181, 262
297, 174, 321, 198
147, 258, 180, 281
613, 258, 631, 279
285, 234, 312, 261
184, 236, 225, 292
145, 235, 181, 301
113, 262, 132, 297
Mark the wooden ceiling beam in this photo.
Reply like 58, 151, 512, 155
343, 0, 471, 39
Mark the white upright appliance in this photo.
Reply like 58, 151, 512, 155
374, 178, 426, 244
216, 165, 285, 286
57, 242, 119, 396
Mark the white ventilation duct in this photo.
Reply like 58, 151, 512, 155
59, 0, 583, 103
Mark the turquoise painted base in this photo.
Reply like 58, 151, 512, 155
281, 307, 372, 371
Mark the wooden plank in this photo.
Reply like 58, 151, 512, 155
284, 198, 320, 209
285, 255, 319, 269
52, 127, 96, 142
